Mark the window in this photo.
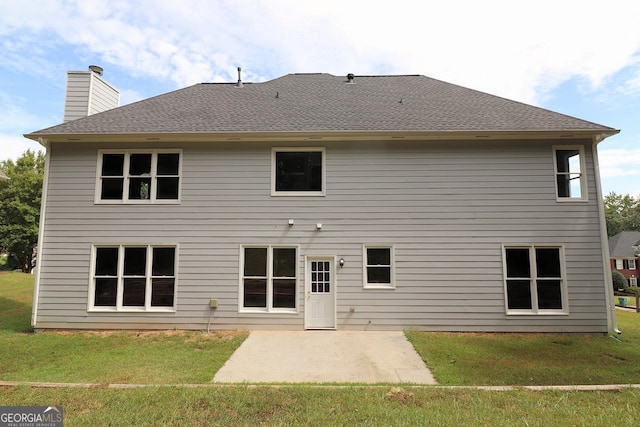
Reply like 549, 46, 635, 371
241, 246, 297, 311
363, 245, 395, 289
91, 245, 176, 311
272, 148, 325, 195
630, 277, 638, 287
554, 146, 586, 200
616, 259, 636, 270
97, 150, 181, 203
503, 245, 567, 314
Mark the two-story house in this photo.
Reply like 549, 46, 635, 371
609, 231, 640, 287
25, 67, 620, 332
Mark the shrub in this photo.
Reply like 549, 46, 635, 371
623, 287, 640, 295
612, 270, 627, 291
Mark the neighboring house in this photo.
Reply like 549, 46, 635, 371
609, 231, 640, 287
25, 67, 620, 332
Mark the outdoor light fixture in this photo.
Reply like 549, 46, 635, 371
316, 223, 322, 230
339, 258, 345, 268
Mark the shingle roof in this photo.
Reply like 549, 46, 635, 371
26, 73, 617, 137
609, 231, 640, 258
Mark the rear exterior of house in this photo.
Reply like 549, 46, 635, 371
26, 70, 619, 332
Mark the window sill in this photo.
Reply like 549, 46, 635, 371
506, 310, 569, 316
363, 284, 395, 290
88, 307, 176, 313
94, 200, 181, 205
270, 192, 325, 197
239, 309, 298, 314
555, 198, 588, 203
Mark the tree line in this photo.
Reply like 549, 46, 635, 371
0, 150, 44, 272
604, 192, 640, 237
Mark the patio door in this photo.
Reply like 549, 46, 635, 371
305, 257, 336, 329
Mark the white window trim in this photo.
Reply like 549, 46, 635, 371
629, 259, 637, 270
615, 259, 624, 270
95, 149, 182, 204
502, 244, 569, 315
553, 145, 587, 202
363, 245, 396, 289
271, 147, 326, 197
238, 244, 300, 313
88, 244, 178, 312
630, 277, 638, 286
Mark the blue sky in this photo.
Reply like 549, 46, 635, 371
1, 0, 639, 195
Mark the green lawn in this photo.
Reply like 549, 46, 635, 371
2, 272, 640, 426
406, 310, 640, 385
0, 272, 247, 384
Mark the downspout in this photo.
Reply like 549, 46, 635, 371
592, 136, 620, 334
31, 138, 50, 329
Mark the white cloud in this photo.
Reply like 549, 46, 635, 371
2, 0, 639, 104
0, 134, 44, 162
598, 148, 640, 179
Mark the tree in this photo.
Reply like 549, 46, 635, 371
0, 150, 45, 272
604, 192, 640, 237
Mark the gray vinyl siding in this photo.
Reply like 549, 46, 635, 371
63, 72, 118, 122
34, 139, 609, 332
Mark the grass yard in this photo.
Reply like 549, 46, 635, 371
1, 385, 639, 426
406, 310, 640, 386
2, 272, 640, 425
0, 272, 247, 384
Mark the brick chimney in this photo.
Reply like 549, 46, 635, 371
63, 65, 120, 122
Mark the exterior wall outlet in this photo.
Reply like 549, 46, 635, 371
349, 306, 356, 313
209, 299, 218, 309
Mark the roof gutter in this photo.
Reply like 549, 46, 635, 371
23, 129, 620, 144
592, 132, 621, 334
31, 137, 50, 329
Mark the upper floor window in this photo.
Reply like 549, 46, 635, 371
272, 148, 325, 196
503, 245, 567, 314
363, 245, 395, 289
91, 245, 176, 311
615, 259, 636, 270
97, 150, 181, 203
553, 146, 586, 201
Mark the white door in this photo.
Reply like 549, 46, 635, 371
305, 257, 336, 329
